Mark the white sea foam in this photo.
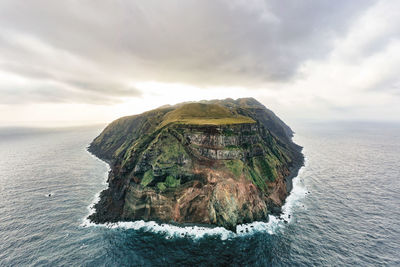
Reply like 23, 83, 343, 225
82, 149, 111, 226
237, 159, 308, 235
82, 149, 308, 240
281, 162, 308, 222
82, 219, 235, 240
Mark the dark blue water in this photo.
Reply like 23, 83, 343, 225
0, 122, 399, 266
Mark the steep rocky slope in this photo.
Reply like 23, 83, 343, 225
88, 98, 303, 231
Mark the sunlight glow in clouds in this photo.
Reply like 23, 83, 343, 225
0, 0, 399, 126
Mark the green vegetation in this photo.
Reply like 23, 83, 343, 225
150, 130, 190, 177
161, 103, 255, 127
224, 159, 245, 179
165, 175, 180, 188
242, 155, 279, 193
140, 170, 154, 187
245, 163, 269, 193
88, 97, 304, 230
138, 130, 187, 190
154, 134, 186, 165
121, 132, 156, 168
253, 156, 276, 182
157, 182, 167, 192
222, 128, 235, 136
225, 145, 240, 150
170, 118, 255, 125
114, 140, 130, 158
90, 98, 300, 197
155, 176, 180, 193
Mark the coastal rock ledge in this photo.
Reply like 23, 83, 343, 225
88, 98, 304, 231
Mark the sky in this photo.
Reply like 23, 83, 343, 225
0, 0, 399, 127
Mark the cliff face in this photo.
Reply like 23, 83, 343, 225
88, 98, 303, 231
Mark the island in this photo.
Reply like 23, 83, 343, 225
88, 98, 304, 231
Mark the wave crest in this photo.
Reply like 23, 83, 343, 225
82, 151, 308, 240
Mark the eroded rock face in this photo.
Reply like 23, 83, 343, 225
88, 98, 303, 231
184, 124, 261, 160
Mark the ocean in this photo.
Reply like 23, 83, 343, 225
0, 122, 399, 266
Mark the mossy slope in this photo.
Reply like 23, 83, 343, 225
88, 98, 304, 230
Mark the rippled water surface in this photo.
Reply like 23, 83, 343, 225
0, 122, 399, 266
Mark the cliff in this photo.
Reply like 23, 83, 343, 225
88, 98, 303, 231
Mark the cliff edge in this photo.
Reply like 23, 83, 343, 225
88, 98, 303, 231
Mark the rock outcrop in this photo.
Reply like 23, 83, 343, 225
88, 98, 303, 231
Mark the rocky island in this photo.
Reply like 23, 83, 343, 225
88, 98, 303, 231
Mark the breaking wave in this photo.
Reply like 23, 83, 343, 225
83, 151, 308, 240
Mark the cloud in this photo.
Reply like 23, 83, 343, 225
0, 30, 141, 104
0, 0, 399, 123
0, 0, 376, 103
252, 0, 400, 121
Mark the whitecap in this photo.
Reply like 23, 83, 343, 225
82, 147, 308, 241
280, 159, 308, 223
81, 218, 235, 240
82, 149, 110, 224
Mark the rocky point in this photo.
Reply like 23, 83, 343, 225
88, 98, 303, 231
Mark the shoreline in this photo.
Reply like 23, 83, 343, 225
285, 151, 305, 194
83, 159, 307, 239
85, 134, 305, 232
83, 146, 111, 224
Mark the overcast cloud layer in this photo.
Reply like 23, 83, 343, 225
0, 0, 399, 125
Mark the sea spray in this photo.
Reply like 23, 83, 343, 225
82, 153, 308, 240
83, 147, 110, 225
